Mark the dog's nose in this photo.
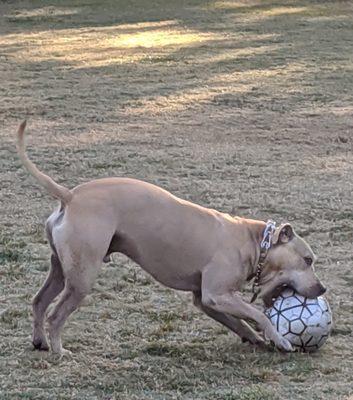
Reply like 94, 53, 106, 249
311, 282, 326, 297
316, 283, 326, 296
319, 286, 327, 295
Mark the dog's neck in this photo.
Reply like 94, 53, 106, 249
245, 219, 270, 281
243, 219, 277, 304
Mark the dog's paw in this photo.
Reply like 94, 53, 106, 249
60, 348, 73, 358
276, 336, 293, 352
51, 348, 73, 360
32, 337, 49, 351
241, 333, 265, 346
264, 327, 293, 352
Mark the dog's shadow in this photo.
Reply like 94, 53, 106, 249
141, 337, 273, 364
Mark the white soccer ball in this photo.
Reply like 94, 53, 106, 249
265, 288, 333, 352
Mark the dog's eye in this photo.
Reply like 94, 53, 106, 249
304, 257, 313, 266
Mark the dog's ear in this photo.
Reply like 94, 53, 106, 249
272, 223, 294, 245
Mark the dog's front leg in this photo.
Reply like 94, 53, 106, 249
201, 261, 293, 352
193, 292, 264, 345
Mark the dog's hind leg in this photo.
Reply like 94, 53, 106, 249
46, 258, 102, 356
32, 253, 65, 351
45, 214, 115, 355
193, 292, 264, 346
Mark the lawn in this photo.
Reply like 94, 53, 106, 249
1, 0, 353, 399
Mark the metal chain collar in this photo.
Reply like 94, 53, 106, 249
250, 220, 276, 303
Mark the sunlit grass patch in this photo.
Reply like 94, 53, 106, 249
5, 6, 81, 22
211, 0, 262, 10
212, 1, 342, 21
123, 63, 302, 114
261, 6, 307, 17
0, 20, 220, 68
212, 0, 307, 15
107, 27, 213, 49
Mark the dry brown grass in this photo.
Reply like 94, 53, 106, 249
1, 0, 353, 399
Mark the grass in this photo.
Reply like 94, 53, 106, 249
1, 0, 353, 399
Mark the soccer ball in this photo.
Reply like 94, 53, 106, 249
265, 288, 333, 352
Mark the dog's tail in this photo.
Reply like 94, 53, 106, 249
17, 121, 73, 204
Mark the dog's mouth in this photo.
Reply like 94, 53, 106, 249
262, 284, 293, 308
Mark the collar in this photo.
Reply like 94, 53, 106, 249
250, 220, 276, 303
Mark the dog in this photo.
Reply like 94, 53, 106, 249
17, 121, 326, 355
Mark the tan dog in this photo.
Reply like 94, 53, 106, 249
17, 121, 326, 355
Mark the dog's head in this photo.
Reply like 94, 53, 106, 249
258, 223, 326, 307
